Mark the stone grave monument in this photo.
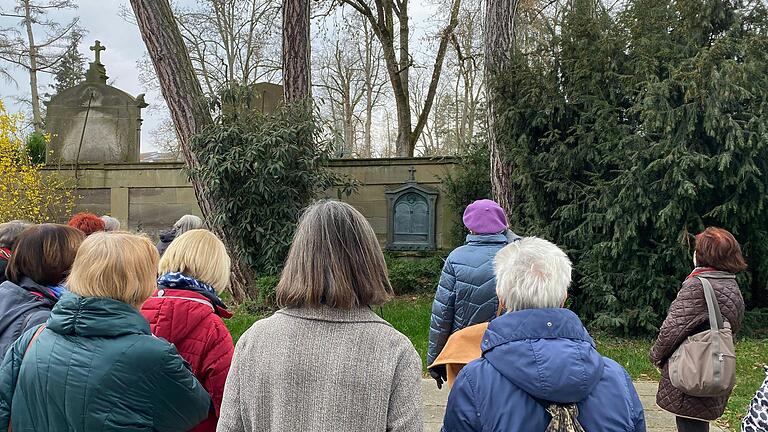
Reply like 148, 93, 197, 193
45, 41, 148, 164
385, 166, 439, 251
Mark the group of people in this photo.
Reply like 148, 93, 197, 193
0, 199, 762, 432
427, 200, 763, 432
0, 213, 232, 431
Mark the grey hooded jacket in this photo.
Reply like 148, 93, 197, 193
426, 231, 519, 366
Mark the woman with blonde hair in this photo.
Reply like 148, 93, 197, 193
141, 229, 234, 432
218, 200, 423, 432
0, 232, 211, 431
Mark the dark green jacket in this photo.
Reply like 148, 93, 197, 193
0, 292, 211, 431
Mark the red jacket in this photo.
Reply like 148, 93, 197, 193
141, 288, 234, 432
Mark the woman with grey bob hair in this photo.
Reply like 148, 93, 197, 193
0, 221, 30, 250
0, 220, 31, 283
218, 200, 423, 432
156, 214, 204, 256
100, 215, 120, 232
442, 237, 645, 431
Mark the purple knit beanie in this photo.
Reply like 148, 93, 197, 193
463, 199, 508, 234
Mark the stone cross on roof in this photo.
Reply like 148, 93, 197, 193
90, 40, 106, 64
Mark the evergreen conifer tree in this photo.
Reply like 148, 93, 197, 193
490, 0, 768, 333
51, 31, 85, 93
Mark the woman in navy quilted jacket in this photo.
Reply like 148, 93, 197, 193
427, 199, 519, 388
441, 237, 646, 432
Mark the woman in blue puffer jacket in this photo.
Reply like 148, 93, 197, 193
427, 199, 520, 388
442, 237, 646, 432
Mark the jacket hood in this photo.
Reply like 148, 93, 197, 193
47, 292, 151, 338
159, 229, 176, 243
466, 233, 509, 245
482, 308, 604, 403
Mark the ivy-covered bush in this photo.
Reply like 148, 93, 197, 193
190, 102, 354, 280
492, 0, 768, 333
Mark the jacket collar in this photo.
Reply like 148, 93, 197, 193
482, 308, 594, 353
47, 292, 151, 338
277, 306, 391, 326
153, 288, 233, 319
18, 276, 59, 303
466, 233, 509, 245
687, 268, 736, 280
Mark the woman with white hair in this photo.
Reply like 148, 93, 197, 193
156, 214, 204, 256
442, 237, 646, 432
100, 215, 120, 232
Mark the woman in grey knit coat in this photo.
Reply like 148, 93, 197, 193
217, 200, 423, 432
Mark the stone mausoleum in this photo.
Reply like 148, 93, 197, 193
45, 41, 147, 164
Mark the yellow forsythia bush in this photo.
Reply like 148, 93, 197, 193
0, 100, 74, 223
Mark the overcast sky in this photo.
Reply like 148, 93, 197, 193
0, 0, 442, 154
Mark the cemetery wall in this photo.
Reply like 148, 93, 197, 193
44, 157, 460, 249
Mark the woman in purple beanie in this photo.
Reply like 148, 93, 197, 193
426, 199, 520, 388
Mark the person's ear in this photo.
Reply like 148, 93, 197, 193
497, 297, 506, 316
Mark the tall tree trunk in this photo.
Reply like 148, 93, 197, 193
485, 0, 517, 215
283, 0, 311, 103
23, 0, 43, 133
130, 0, 252, 302
362, 21, 375, 158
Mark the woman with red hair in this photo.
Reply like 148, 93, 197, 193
68, 212, 106, 236
650, 227, 747, 432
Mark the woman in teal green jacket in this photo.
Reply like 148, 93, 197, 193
0, 232, 211, 432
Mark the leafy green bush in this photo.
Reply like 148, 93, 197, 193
190, 102, 355, 289
25, 132, 46, 164
492, 0, 768, 333
386, 254, 445, 295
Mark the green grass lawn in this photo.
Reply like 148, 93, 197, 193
224, 295, 767, 431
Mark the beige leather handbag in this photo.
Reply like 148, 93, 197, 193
668, 277, 736, 397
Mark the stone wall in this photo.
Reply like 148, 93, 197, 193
45, 157, 460, 249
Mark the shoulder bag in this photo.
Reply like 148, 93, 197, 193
668, 277, 736, 397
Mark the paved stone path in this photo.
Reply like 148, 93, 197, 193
421, 379, 728, 431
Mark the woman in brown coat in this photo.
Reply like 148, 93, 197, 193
650, 227, 746, 432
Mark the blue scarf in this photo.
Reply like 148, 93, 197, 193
47, 284, 67, 299
156, 272, 227, 313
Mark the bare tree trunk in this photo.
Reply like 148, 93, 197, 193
485, 0, 517, 215
341, 0, 460, 158
283, 0, 311, 103
362, 24, 374, 158
130, 0, 252, 302
23, 0, 43, 133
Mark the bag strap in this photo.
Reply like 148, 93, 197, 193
8, 325, 46, 432
696, 277, 724, 331
23, 325, 46, 357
